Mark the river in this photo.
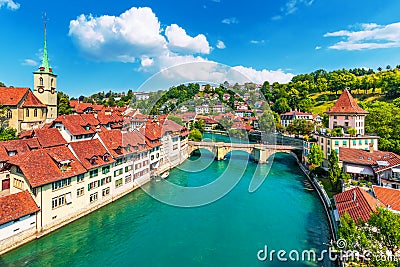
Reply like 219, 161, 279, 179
0, 136, 333, 266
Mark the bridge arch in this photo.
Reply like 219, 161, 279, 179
188, 141, 302, 164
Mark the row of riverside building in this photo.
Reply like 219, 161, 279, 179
0, 112, 189, 254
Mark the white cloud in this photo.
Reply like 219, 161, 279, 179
22, 59, 38, 66
315, 46, 321, 50
222, 17, 239, 25
69, 6, 294, 89
0, 0, 20, 10
324, 22, 400, 50
216, 40, 226, 49
140, 56, 154, 67
165, 24, 210, 54
250, 40, 265, 44
272, 0, 314, 19
232, 66, 294, 84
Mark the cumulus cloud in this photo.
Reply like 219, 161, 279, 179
69, 6, 294, 89
324, 22, 400, 50
0, 0, 20, 10
315, 45, 322, 50
165, 24, 210, 54
232, 66, 294, 84
22, 59, 38, 66
216, 40, 226, 49
222, 17, 239, 24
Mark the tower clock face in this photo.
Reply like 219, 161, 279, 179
38, 88, 44, 93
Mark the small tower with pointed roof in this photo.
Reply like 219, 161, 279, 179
326, 89, 368, 135
33, 16, 57, 123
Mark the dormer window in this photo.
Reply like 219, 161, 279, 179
8, 151, 16, 156
85, 125, 90, 131
59, 160, 72, 172
89, 156, 98, 165
103, 154, 109, 162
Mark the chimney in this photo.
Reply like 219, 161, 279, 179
369, 143, 374, 153
353, 190, 356, 202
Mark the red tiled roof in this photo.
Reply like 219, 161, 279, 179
21, 91, 46, 108
143, 121, 162, 141
34, 128, 67, 148
0, 87, 29, 106
69, 139, 115, 170
80, 114, 100, 126
326, 89, 368, 114
161, 119, 184, 135
69, 100, 79, 108
7, 147, 86, 188
334, 187, 383, 223
339, 147, 400, 172
18, 130, 34, 139
0, 191, 39, 225
0, 139, 41, 162
373, 186, 400, 212
53, 114, 96, 136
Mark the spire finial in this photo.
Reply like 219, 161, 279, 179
40, 12, 51, 73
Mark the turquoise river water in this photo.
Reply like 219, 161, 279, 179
0, 136, 334, 267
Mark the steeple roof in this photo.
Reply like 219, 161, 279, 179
35, 20, 54, 74
326, 89, 368, 114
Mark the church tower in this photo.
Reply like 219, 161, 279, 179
33, 18, 57, 123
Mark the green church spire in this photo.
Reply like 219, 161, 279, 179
40, 14, 52, 73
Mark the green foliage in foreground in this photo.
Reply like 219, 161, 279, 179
338, 208, 400, 267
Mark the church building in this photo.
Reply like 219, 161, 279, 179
0, 21, 57, 133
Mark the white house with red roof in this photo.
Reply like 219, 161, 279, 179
326, 90, 369, 135
339, 147, 400, 187
0, 190, 39, 242
280, 110, 313, 128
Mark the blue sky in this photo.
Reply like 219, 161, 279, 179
1, 0, 400, 97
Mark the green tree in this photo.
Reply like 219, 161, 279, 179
217, 118, 233, 131
272, 97, 290, 114
369, 207, 400, 254
260, 81, 271, 100
168, 116, 184, 126
188, 129, 202, 141
258, 109, 276, 133
57, 91, 73, 115
346, 127, 357, 136
308, 144, 324, 170
194, 119, 205, 132
0, 106, 17, 141
286, 119, 314, 135
328, 149, 341, 190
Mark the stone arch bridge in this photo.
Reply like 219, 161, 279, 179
188, 141, 302, 163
